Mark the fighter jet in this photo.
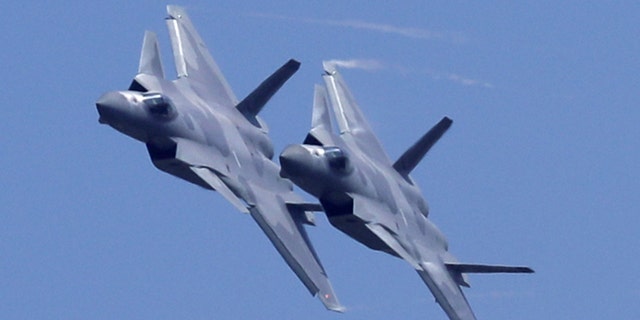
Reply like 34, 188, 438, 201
279, 62, 533, 319
95, 6, 343, 311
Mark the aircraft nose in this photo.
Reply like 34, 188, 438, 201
279, 144, 311, 179
96, 91, 129, 124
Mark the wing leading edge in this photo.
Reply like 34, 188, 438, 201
418, 262, 477, 320
165, 5, 238, 107
351, 195, 476, 318
248, 185, 344, 312
157, 138, 342, 311
322, 62, 391, 164
350, 196, 531, 319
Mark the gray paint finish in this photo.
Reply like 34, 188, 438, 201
280, 63, 533, 320
96, 5, 342, 312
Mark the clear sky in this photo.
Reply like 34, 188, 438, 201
1, 1, 638, 319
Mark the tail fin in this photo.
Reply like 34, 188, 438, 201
303, 85, 336, 146
129, 31, 164, 91
236, 59, 300, 127
138, 31, 164, 78
393, 116, 452, 179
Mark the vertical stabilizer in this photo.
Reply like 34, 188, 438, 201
393, 117, 452, 179
138, 31, 165, 78
304, 85, 336, 146
236, 59, 300, 127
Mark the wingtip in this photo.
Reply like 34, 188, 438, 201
328, 305, 347, 313
287, 59, 301, 70
319, 293, 346, 313
315, 282, 345, 313
440, 116, 454, 132
322, 60, 337, 75
166, 5, 187, 19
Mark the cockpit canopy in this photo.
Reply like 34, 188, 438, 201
324, 146, 352, 174
142, 92, 177, 120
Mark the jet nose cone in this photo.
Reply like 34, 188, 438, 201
96, 91, 129, 124
279, 144, 311, 179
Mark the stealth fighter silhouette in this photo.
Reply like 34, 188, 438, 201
279, 63, 533, 319
96, 6, 342, 311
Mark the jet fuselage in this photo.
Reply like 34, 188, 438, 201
96, 76, 288, 195
95, 6, 345, 311
280, 143, 449, 260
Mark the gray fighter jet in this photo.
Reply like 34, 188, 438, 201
280, 63, 533, 319
95, 6, 343, 311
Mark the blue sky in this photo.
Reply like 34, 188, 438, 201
2, 1, 639, 319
